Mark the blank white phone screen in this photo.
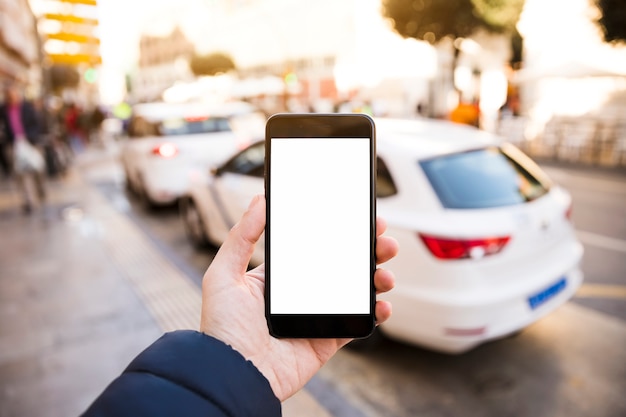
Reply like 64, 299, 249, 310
270, 137, 371, 315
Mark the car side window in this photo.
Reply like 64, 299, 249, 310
377, 156, 397, 198
220, 142, 265, 178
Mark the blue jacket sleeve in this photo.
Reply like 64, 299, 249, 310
81, 330, 281, 417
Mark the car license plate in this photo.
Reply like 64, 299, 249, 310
528, 278, 567, 310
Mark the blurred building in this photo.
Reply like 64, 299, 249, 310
183, 0, 512, 118
201, 0, 390, 112
128, 0, 443, 116
131, 27, 195, 102
0, 0, 42, 96
188, 0, 356, 111
128, 0, 514, 118
25, 0, 102, 107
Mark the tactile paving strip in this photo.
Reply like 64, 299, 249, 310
87, 186, 202, 332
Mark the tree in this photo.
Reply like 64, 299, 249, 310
382, 0, 482, 44
472, 0, 525, 65
189, 52, 236, 77
471, 0, 525, 33
382, 0, 524, 45
596, 0, 626, 43
381, 0, 525, 103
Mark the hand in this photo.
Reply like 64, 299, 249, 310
200, 195, 398, 401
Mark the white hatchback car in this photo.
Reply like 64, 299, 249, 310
180, 118, 584, 353
120, 101, 265, 206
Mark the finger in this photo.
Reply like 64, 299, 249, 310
212, 195, 265, 277
374, 268, 395, 295
375, 300, 392, 325
246, 263, 266, 285
247, 263, 265, 277
376, 235, 398, 265
376, 217, 387, 237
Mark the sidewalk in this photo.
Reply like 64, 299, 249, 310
0, 150, 331, 417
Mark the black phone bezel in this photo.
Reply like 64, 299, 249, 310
264, 113, 377, 339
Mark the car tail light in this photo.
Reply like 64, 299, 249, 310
152, 143, 178, 158
418, 234, 511, 260
185, 115, 208, 122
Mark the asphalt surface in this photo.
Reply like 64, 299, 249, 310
541, 162, 626, 320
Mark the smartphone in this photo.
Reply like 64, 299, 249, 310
265, 113, 376, 338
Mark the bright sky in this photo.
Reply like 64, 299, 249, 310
519, 0, 626, 72
97, 0, 199, 104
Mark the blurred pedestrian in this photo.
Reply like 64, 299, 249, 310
89, 106, 105, 147
416, 101, 427, 117
81, 195, 398, 417
0, 83, 46, 213
33, 98, 71, 178
33, 97, 57, 177
0, 116, 10, 179
64, 102, 85, 153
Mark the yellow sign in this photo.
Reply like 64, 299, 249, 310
47, 33, 100, 44
57, 0, 98, 6
48, 54, 102, 65
44, 13, 99, 25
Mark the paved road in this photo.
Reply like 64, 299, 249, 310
541, 163, 626, 321
86, 154, 626, 417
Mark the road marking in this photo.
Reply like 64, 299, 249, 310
576, 230, 626, 253
576, 284, 626, 300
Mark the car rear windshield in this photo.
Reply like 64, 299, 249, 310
420, 147, 550, 209
159, 117, 231, 136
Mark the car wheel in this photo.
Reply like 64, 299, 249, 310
137, 174, 157, 210
124, 167, 136, 194
180, 197, 210, 249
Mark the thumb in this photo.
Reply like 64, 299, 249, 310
212, 194, 265, 277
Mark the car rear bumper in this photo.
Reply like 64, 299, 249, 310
142, 164, 193, 204
144, 181, 186, 204
381, 262, 584, 354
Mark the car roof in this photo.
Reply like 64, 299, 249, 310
242, 117, 502, 161
375, 118, 502, 160
132, 101, 257, 122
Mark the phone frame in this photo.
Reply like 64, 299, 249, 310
264, 113, 377, 338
